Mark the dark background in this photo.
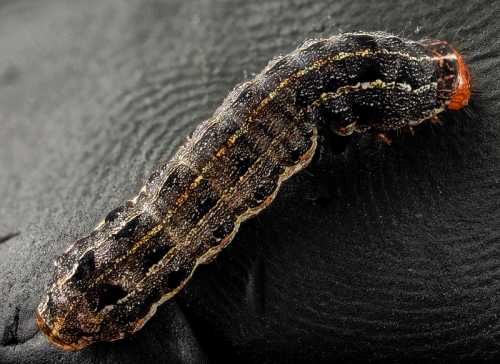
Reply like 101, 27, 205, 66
0, 0, 499, 363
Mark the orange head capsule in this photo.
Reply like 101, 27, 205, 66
422, 39, 472, 111
447, 47, 472, 110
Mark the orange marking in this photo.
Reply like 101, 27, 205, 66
447, 48, 472, 110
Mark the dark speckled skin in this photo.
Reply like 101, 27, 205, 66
36, 31, 466, 351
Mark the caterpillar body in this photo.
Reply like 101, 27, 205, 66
36, 32, 472, 351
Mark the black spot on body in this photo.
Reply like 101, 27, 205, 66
253, 186, 269, 204
283, 125, 313, 164
355, 58, 384, 83
194, 194, 218, 221
143, 244, 171, 272
354, 34, 378, 50
186, 179, 220, 223
294, 71, 324, 107
235, 153, 254, 177
272, 163, 285, 176
158, 164, 198, 205
252, 168, 280, 206
253, 181, 276, 204
211, 217, 235, 244
231, 136, 259, 178
289, 146, 304, 163
114, 215, 141, 240
89, 284, 128, 312
167, 267, 191, 289
353, 102, 383, 125
72, 251, 95, 285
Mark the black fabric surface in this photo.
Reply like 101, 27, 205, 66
0, 0, 498, 363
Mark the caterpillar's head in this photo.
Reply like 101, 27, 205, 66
423, 39, 472, 111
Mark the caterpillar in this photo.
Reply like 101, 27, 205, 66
36, 31, 472, 351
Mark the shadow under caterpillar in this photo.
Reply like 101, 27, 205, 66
36, 31, 472, 351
